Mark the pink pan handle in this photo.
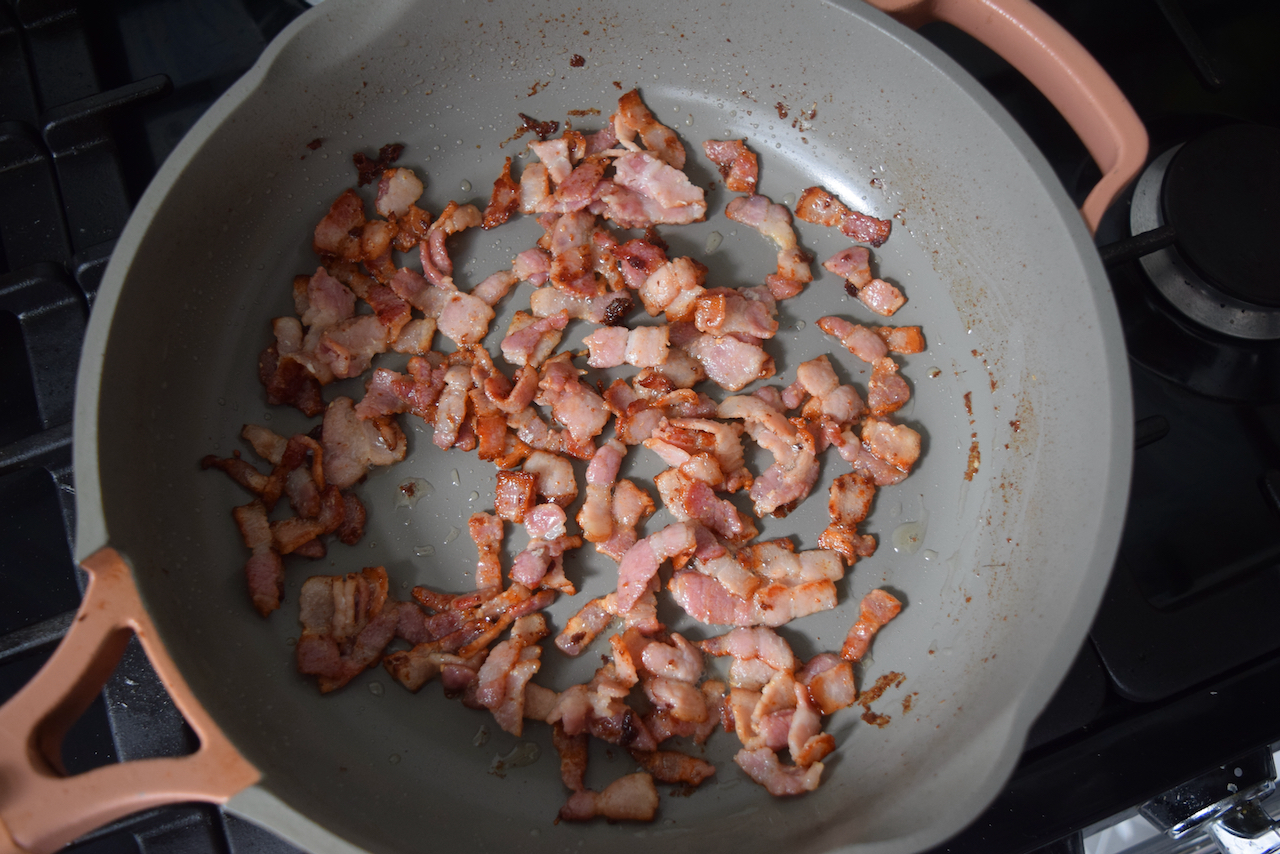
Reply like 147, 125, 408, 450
866, 0, 1148, 234
0, 548, 259, 854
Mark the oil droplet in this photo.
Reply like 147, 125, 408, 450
460, 179, 472, 192
704, 231, 723, 253
444, 526, 460, 544
923, 549, 938, 561
892, 509, 929, 555
388, 753, 401, 765
415, 544, 436, 557
782, 192, 797, 207
395, 477, 434, 508
368, 681, 385, 696
795, 319, 807, 330
489, 742, 541, 777
450, 469, 461, 485
473, 725, 491, 747
469, 490, 479, 501
684, 116, 694, 127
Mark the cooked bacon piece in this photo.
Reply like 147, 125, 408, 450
556, 595, 617, 656
644, 416, 751, 493
632, 749, 717, 786
528, 285, 633, 326
313, 189, 365, 260
700, 626, 797, 681
673, 540, 841, 628
818, 472, 878, 565
577, 439, 625, 544
703, 138, 758, 193
798, 654, 857, 715
583, 325, 670, 369
519, 161, 551, 214
829, 427, 909, 487
616, 522, 698, 612
321, 396, 407, 489
539, 154, 609, 215
638, 256, 707, 321
693, 286, 778, 339
598, 155, 707, 227
468, 512, 504, 591
795, 356, 866, 436
476, 613, 549, 735
861, 416, 921, 475
654, 469, 758, 543
724, 194, 812, 299
873, 325, 926, 354
295, 567, 401, 692
375, 167, 423, 218
717, 395, 819, 517
866, 357, 911, 417
495, 471, 537, 523
232, 500, 284, 616
735, 747, 823, 796
553, 722, 589, 791
201, 452, 270, 501
528, 137, 575, 184
483, 156, 520, 228
432, 361, 474, 450
547, 210, 603, 297
841, 588, 902, 662
857, 278, 906, 317
522, 449, 578, 507
795, 186, 892, 247
510, 505, 581, 590
600, 479, 656, 562
613, 237, 668, 291
614, 89, 685, 168
536, 353, 610, 444
316, 314, 388, 379
678, 328, 775, 393
259, 338, 324, 417
424, 201, 483, 283
817, 316, 889, 363
558, 772, 659, 823
501, 309, 568, 368
512, 247, 551, 286
821, 246, 872, 289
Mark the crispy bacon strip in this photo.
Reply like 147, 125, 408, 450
795, 186, 892, 247
483, 156, 520, 228
703, 138, 758, 193
841, 588, 902, 662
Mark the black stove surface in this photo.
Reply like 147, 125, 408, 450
1, 2, 1278, 853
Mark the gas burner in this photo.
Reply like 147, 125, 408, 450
1130, 124, 1280, 340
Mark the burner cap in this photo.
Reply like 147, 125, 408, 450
1162, 124, 1280, 308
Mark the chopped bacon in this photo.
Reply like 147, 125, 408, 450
495, 471, 537, 523
795, 185, 892, 247
577, 439, 625, 544
352, 143, 404, 186
295, 567, 401, 692
375, 167, 423, 218
476, 613, 549, 735
522, 449, 579, 507
841, 588, 902, 662
468, 512, 504, 591
817, 316, 890, 363
862, 416, 921, 474
614, 89, 685, 168
600, 479, 656, 562
501, 309, 568, 368
637, 256, 707, 321
874, 325, 926, 353
312, 189, 365, 260
556, 595, 617, 656
856, 278, 906, 317
232, 500, 284, 616
703, 138, 758, 193
512, 247, 551, 286
694, 286, 778, 339
321, 396, 407, 489
536, 353, 610, 444
821, 246, 872, 289
483, 156, 520, 228
616, 522, 697, 612
818, 473, 878, 565
672, 541, 841, 628
867, 358, 911, 416
735, 747, 823, 796
583, 325, 670, 368
547, 210, 603, 297
630, 749, 717, 786
717, 395, 819, 517
724, 194, 812, 298
644, 416, 751, 493
519, 161, 551, 214
654, 469, 758, 543
679, 328, 775, 392
798, 654, 857, 715
613, 237, 668, 291
558, 772, 659, 822
598, 154, 707, 227
422, 201, 483, 285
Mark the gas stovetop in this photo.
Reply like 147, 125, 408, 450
1, 2, 1277, 853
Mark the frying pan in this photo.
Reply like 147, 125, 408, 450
0, 0, 1142, 852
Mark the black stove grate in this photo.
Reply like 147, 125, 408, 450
1, 2, 1278, 854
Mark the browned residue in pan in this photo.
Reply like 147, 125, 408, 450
965, 436, 981, 482
857, 671, 906, 728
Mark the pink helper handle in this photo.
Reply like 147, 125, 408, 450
865, 0, 1148, 234
0, 548, 259, 854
